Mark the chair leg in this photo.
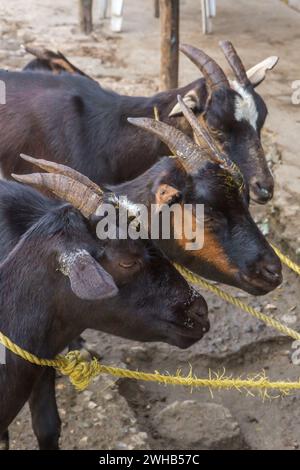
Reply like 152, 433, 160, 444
201, 0, 208, 34
99, 0, 109, 19
110, 0, 124, 32
209, 0, 216, 17
201, 0, 212, 34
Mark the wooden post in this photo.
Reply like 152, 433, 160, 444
79, 0, 93, 34
154, 0, 160, 18
159, 0, 179, 91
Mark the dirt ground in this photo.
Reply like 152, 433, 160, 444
0, 0, 299, 451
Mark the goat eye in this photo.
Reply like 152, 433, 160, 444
119, 260, 138, 269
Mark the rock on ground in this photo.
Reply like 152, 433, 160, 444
153, 400, 244, 450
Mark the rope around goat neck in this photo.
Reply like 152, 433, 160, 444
0, 244, 299, 395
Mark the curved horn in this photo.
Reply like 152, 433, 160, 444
219, 40, 250, 87
20, 154, 102, 195
176, 95, 220, 157
11, 173, 102, 218
127, 117, 206, 173
180, 44, 229, 91
177, 96, 244, 186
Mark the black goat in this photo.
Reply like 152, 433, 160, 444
0, 66, 282, 294
20, 41, 279, 203
0, 170, 209, 447
108, 109, 282, 296
13, 107, 282, 297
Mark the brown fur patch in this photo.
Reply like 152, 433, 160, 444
172, 206, 237, 275
201, 225, 237, 274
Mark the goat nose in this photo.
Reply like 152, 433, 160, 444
260, 263, 282, 283
251, 180, 273, 203
256, 256, 282, 286
185, 296, 209, 333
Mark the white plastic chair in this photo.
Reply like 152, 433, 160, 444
99, 0, 124, 32
99, 0, 216, 35
201, 0, 216, 34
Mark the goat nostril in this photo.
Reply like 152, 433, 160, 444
252, 181, 273, 201
260, 263, 282, 284
263, 266, 280, 278
260, 187, 271, 198
186, 301, 208, 325
184, 317, 195, 329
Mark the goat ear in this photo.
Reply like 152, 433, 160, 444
168, 90, 200, 117
59, 249, 118, 300
246, 56, 279, 87
153, 183, 182, 211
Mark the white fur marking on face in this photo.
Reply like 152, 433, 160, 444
232, 81, 258, 130
59, 249, 89, 276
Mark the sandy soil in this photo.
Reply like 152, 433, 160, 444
0, 0, 299, 450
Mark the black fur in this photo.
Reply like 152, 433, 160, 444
0, 180, 209, 438
21, 51, 273, 202
0, 71, 281, 293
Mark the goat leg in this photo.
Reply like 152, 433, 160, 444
29, 368, 61, 450
0, 430, 9, 450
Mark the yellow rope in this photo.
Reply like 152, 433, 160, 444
0, 331, 65, 368
1, 329, 300, 396
271, 244, 300, 276
174, 263, 300, 342
0, 244, 299, 394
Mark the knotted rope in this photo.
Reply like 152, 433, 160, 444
0, 244, 299, 395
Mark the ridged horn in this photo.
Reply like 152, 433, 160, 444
20, 154, 102, 195
180, 43, 229, 91
11, 173, 102, 218
219, 40, 250, 87
176, 95, 219, 158
176, 96, 244, 185
127, 117, 206, 173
